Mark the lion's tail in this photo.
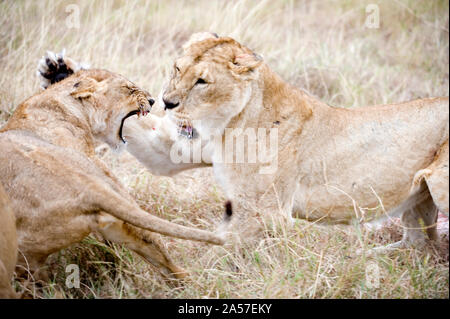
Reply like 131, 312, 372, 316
36, 49, 89, 89
214, 200, 234, 240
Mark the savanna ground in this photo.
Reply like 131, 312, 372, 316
0, 0, 448, 298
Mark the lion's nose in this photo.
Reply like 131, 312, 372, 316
148, 98, 155, 106
163, 98, 179, 110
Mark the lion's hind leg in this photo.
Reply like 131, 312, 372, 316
401, 186, 438, 247
365, 183, 437, 255
414, 140, 449, 216
388, 140, 449, 250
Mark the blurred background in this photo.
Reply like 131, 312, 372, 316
0, 0, 448, 298
1, 0, 448, 117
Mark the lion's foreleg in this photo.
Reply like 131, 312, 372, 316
96, 213, 188, 279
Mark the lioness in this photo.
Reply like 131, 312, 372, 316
39, 37, 449, 251
0, 52, 228, 281
159, 33, 448, 249
0, 183, 17, 298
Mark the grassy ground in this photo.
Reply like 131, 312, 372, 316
0, 0, 448, 298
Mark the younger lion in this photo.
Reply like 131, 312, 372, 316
0, 52, 228, 281
0, 183, 17, 298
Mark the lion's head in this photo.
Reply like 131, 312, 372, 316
36, 52, 155, 149
68, 69, 154, 148
162, 32, 263, 138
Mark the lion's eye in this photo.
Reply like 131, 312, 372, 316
175, 66, 180, 72
195, 78, 207, 85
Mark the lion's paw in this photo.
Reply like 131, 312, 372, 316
37, 49, 89, 89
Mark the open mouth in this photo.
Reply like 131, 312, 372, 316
177, 120, 198, 139
119, 108, 150, 143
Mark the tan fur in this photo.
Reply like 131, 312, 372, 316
0, 183, 18, 298
159, 33, 449, 247
0, 68, 228, 281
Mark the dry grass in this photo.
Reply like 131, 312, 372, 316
1, 0, 448, 298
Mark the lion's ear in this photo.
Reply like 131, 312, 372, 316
182, 32, 219, 52
70, 77, 99, 99
229, 51, 263, 77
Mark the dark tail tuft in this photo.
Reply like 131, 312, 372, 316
224, 200, 233, 222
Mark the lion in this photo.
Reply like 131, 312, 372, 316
0, 51, 229, 282
159, 32, 449, 250
38, 38, 449, 251
0, 183, 18, 298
